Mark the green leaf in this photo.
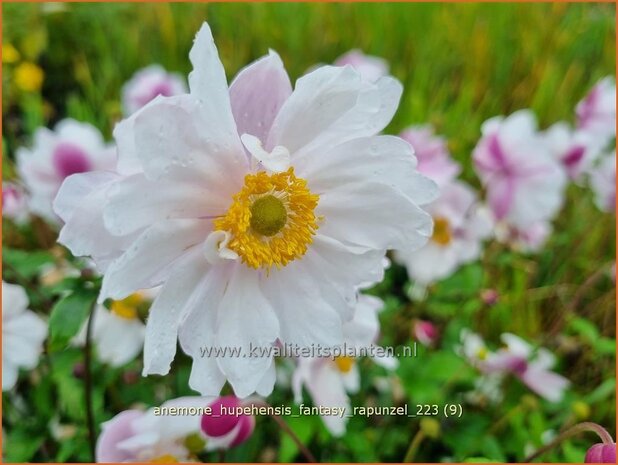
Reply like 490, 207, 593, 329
3, 429, 46, 462
3, 247, 55, 279
49, 288, 98, 351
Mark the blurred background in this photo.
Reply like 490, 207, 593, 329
2, 2, 616, 463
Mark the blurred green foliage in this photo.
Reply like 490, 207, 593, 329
2, 2, 616, 463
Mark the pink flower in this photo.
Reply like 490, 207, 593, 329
576, 77, 616, 140
333, 50, 389, 82
585, 443, 617, 463
588, 151, 616, 213
400, 125, 461, 187
542, 122, 602, 180
200, 396, 255, 449
96, 397, 211, 462
413, 320, 438, 347
2, 182, 29, 224
484, 333, 570, 403
16, 119, 116, 224
122, 65, 187, 115
473, 110, 567, 228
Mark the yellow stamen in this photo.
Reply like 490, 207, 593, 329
150, 454, 179, 463
214, 168, 319, 269
476, 347, 488, 361
431, 216, 452, 246
110, 293, 143, 320
334, 356, 355, 373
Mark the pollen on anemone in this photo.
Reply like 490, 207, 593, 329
54, 22, 438, 398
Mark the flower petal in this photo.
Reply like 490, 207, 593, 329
215, 265, 279, 398
230, 51, 292, 143
317, 181, 434, 251
103, 173, 228, 236
142, 250, 210, 376
298, 135, 437, 205
101, 219, 209, 301
188, 23, 239, 143
268, 65, 401, 157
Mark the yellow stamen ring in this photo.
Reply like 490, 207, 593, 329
214, 168, 319, 269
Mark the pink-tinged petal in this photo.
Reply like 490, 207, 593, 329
334, 49, 389, 82
487, 176, 515, 220
296, 135, 437, 206
96, 410, 143, 462
316, 181, 433, 251
400, 125, 461, 186
188, 23, 239, 140
215, 265, 280, 398
100, 219, 209, 301
142, 250, 210, 376
229, 51, 292, 143
122, 64, 187, 115
520, 367, 569, 402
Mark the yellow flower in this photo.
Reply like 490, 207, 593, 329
14, 62, 44, 92
2, 44, 20, 64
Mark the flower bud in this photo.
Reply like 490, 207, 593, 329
585, 443, 616, 463
201, 396, 255, 448
413, 320, 438, 347
480, 289, 499, 306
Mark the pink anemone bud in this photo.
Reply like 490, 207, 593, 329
585, 443, 616, 463
481, 289, 499, 306
413, 320, 438, 347
201, 396, 255, 448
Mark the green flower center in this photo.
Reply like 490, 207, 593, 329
250, 194, 287, 237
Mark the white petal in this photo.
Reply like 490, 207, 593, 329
188, 23, 239, 145
103, 174, 227, 236
297, 135, 437, 205
215, 266, 279, 398
203, 230, 239, 265
261, 262, 345, 348
101, 220, 209, 301
142, 250, 210, 376
317, 181, 434, 251
241, 133, 290, 173
178, 265, 232, 396
268, 66, 401, 158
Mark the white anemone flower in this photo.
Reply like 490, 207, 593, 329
54, 23, 437, 398
292, 294, 395, 436
16, 119, 116, 224
2, 281, 47, 391
72, 292, 151, 367
394, 180, 493, 286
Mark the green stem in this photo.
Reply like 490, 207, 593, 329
523, 422, 614, 462
84, 301, 98, 461
403, 430, 425, 462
